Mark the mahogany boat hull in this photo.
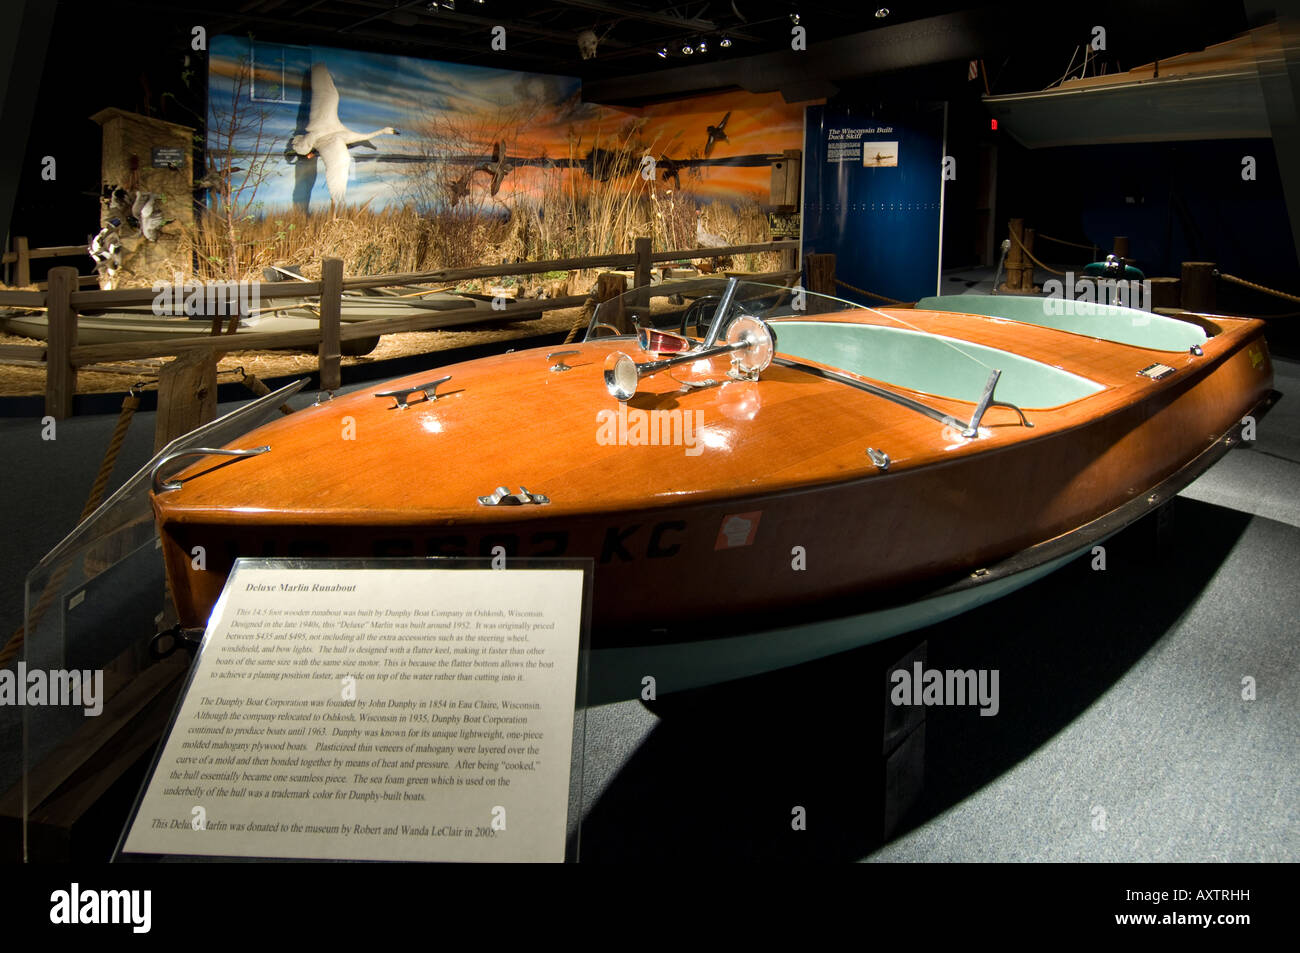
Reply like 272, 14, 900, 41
150, 298, 1275, 694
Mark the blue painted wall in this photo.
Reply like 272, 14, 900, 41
803, 103, 947, 303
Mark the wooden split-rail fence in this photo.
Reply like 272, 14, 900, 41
0, 236, 801, 420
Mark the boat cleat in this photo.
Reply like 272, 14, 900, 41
477, 485, 551, 506
375, 375, 453, 409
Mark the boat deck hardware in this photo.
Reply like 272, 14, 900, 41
774, 357, 1031, 438
866, 447, 891, 471
152, 446, 271, 493
702, 277, 741, 347
548, 350, 580, 371
964, 368, 1033, 437
1138, 363, 1177, 381
678, 377, 719, 391
375, 375, 453, 409
478, 485, 550, 506
605, 315, 774, 400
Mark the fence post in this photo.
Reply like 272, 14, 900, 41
805, 253, 836, 296
318, 258, 343, 393
44, 266, 78, 420
630, 237, 652, 309
1148, 276, 1180, 310
1021, 228, 1038, 291
1004, 219, 1024, 292
1180, 262, 1216, 313
15, 237, 30, 287
154, 351, 218, 451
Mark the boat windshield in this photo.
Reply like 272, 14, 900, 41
584, 279, 867, 341
584, 278, 1103, 434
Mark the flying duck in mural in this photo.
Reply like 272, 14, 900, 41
704, 112, 731, 157
474, 140, 515, 197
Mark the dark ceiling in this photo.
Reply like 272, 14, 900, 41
117, 0, 978, 81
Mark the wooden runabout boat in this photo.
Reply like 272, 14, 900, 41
148, 279, 1278, 699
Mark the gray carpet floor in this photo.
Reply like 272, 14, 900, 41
1, 351, 1295, 862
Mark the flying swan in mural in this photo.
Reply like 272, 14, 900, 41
291, 63, 400, 205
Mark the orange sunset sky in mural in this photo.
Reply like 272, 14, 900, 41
212, 37, 812, 212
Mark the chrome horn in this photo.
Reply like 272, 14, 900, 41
603, 315, 776, 400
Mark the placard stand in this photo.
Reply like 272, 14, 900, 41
114, 557, 592, 863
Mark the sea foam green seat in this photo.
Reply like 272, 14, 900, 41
772, 320, 1104, 409
915, 294, 1207, 352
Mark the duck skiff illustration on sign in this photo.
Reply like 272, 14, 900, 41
148, 279, 1277, 697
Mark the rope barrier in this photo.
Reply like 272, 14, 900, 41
1008, 229, 1066, 276
0, 390, 141, 670
237, 368, 296, 414
564, 297, 598, 344
1036, 233, 1099, 255
832, 279, 912, 306
1218, 272, 1300, 305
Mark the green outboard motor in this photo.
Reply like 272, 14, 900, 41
1083, 254, 1145, 281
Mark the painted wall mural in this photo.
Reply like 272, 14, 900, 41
207, 35, 807, 216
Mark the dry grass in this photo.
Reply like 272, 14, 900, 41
1, 158, 783, 397
184, 165, 776, 286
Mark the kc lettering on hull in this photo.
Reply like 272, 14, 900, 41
600, 521, 686, 562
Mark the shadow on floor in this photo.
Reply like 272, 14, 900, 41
574, 498, 1252, 861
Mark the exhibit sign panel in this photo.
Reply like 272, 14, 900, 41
119, 559, 589, 862
802, 102, 947, 303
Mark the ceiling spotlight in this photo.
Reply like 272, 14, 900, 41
682, 43, 694, 54
697, 40, 707, 53
875, 7, 890, 17
657, 46, 668, 58
719, 35, 732, 48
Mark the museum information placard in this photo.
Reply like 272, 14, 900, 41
121, 561, 586, 862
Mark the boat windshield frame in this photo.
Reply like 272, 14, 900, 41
583, 278, 878, 344
584, 278, 1029, 439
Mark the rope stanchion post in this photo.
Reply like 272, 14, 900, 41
1004, 220, 1025, 291
805, 253, 836, 296
1021, 228, 1040, 291
1008, 228, 1065, 277
1148, 277, 1181, 310
1181, 262, 1217, 313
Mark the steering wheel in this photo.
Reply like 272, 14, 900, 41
679, 295, 720, 338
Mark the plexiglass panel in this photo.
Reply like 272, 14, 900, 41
19, 380, 307, 859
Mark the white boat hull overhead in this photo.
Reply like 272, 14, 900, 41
983, 71, 1271, 149
983, 27, 1286, 149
